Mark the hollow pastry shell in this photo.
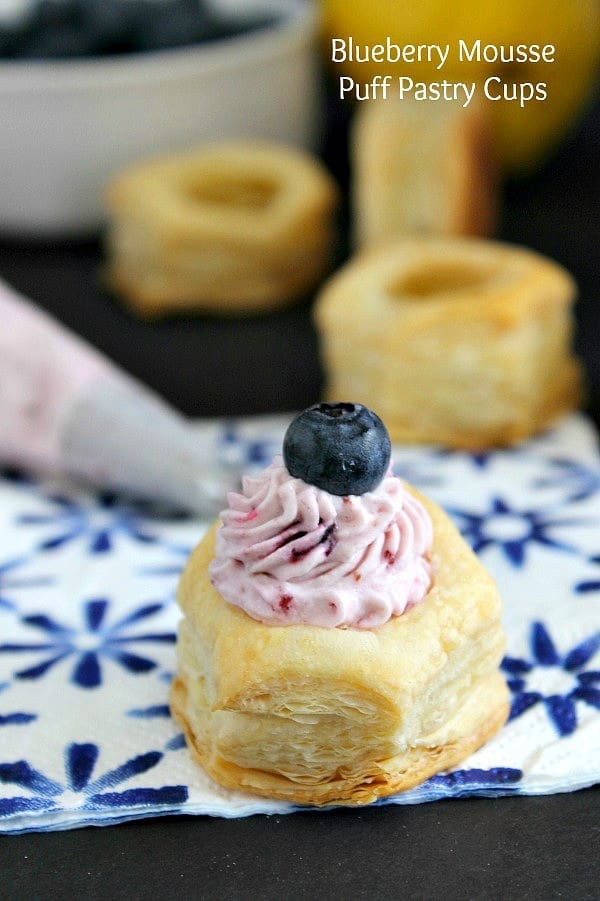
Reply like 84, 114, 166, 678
315, 237, 582, 449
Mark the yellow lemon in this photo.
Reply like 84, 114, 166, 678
322, 0, 600, 173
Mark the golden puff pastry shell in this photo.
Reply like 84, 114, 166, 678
315, 237, 582, 449
170, 488, 509, 806
105, 141, 339, 315
352, 97, 496, 247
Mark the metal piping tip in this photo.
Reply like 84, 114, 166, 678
59, 376, 245, 517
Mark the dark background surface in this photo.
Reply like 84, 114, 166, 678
0, 88, 599, 899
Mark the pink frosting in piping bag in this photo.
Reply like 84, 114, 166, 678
0, 279, 241, 514
210, 456, 433, 629
0, 281, 113, 471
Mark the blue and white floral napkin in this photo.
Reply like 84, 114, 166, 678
1, 413, 599, 833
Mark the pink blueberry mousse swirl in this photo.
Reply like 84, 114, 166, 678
209, 456, 433, 629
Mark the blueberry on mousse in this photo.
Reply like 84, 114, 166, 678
283, 402, 391, 496
210, 401, 432, 628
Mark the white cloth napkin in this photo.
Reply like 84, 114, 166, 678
1, 413, 599, 833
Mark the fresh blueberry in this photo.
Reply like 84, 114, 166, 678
131, 0, 203, 53
0, 27, 24, 58
0, 3, 35, 58
76, 0, 142, 56
20, 24, 93, 59
283, 402, 392, 497
34, 0, 81, 30
13, 0, 89, 58
205, 12, 281, 43
0, 0, 280, 59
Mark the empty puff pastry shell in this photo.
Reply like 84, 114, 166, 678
105, 142, 339, 315
170, 489, 509, 806
352, 98, 496, 247
315, 238, 582, 449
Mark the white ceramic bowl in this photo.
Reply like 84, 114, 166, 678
0, 0, 320, 236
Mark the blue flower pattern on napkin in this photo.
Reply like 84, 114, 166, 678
446, 496, 587, 566
17, 492, 160, 554
0, 598, 175, 687
0, 743, 187, 819
0, 557, 54, 612
0, 414, 599, 831
503, 623, 600, 735
575, 555, 600, 595
534, 457, 600, 503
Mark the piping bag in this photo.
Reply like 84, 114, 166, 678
0, 278, 239, 516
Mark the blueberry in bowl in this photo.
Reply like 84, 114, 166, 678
0, 0, 280, 60
0, 0, 318, 235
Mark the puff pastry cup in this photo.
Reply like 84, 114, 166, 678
105, 141, 339, 316
352, 98, 496, 248
315, 238, 582, 449
170, 490, 508, 806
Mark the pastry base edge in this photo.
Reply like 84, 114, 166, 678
170, 673, 509, 808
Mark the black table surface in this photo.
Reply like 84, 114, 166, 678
1, 90, 599, 900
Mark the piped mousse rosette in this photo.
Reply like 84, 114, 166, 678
170, 403, 509, 806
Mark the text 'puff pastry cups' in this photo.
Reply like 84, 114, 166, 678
314, 238, 582, 449
170, 490, 509, 806
105, 141, 339, 316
